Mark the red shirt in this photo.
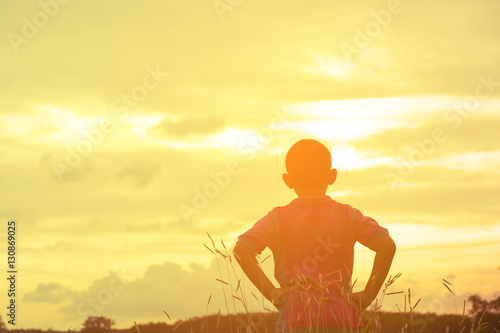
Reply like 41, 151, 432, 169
237, 195, 389, 330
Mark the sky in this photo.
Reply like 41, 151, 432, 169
1, 0, 499, 330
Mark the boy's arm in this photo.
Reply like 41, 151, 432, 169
233, 242, 288, 307
350, 234, 396, 310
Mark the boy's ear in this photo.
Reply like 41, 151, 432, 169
282, 173, 294, 189
328, 168, 338, 185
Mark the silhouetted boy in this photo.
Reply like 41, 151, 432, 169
234, 139, 396, 333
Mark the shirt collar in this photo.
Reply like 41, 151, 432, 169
291, 195, 333, 205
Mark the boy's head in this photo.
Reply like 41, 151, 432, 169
283, 139, 337, 194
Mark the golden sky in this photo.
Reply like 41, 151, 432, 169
1, 0, 499, 330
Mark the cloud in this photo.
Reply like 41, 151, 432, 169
351, 113, 500, 158
57, 260, 262, 327
335, 166, 500, 223
2, 0, 500, 117
114, 157, 163, 188
24, 282, 77, 303
146, 115, 225, 141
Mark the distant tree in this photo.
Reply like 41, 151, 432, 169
468, 294, 500, 315
0, 315, 6, 333
81, 316, 115, 333
489, 295, 500, 313
468, 295, 488, 314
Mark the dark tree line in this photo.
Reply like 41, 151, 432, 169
468, 294, 500, 315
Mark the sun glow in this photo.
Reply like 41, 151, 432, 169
330, 145, 360, 171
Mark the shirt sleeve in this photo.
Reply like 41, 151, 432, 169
236, 211, 277, 255
351, 207, 389, 250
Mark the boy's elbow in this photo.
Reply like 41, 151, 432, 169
233, 242, 252, 263
386, 237, 396, 256
373, 234, 396, 254
233, 243, 243, 262
387, 237, 396, 254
